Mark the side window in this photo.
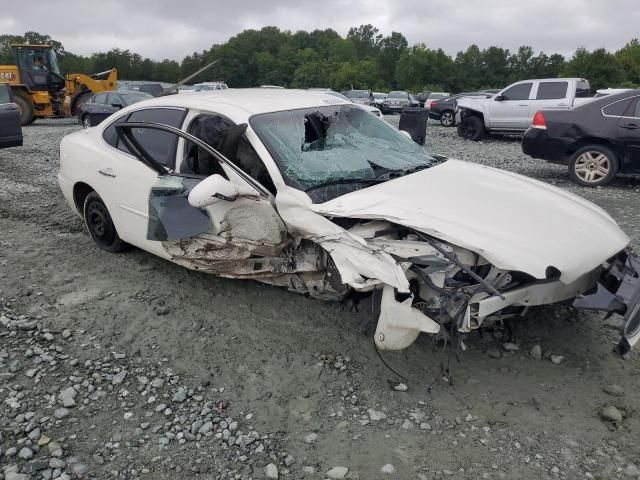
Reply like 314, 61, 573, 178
0, 85, 11, 104
536, 82, 568, 100
501, 83, 532, 101
184, 114, 276, 194
102, 108, 186, 169
632, 99, 640, 118
602, 99, 634, 117
125, 108, 186, 168
93, 93, 107, 104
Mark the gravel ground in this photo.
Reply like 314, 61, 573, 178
1, 117, 639, 480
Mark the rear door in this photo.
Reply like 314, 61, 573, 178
487, 82, 533, 130
529, 80, 570, 122
116, 121, 289, 276
618, 97, 640, 172
0, 83, 23, 148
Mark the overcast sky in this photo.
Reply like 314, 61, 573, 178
1, 0, 638, 60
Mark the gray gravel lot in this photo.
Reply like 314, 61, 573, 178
0, 117, 639, 480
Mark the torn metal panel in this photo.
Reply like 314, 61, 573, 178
148, 176, 211, 241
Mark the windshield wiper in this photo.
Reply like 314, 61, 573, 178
305, 178, 385, 192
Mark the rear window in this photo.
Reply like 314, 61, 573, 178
602, 98, 634, 117
536, 82, 568, 100
93, 93, 108, 104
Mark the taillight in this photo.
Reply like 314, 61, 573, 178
532, 111, 546, 129
430, 101, 437, 109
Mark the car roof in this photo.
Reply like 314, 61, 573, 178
118, 88, 349, 117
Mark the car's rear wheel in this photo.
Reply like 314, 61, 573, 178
440, 110, 455, 127
457, 116, 485, 140
569, 145, 618, 187
83, 191, 127, 253
82, 115, 92, 129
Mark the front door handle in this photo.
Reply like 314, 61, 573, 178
621, 123, 639, 130
98, 168, 116, 178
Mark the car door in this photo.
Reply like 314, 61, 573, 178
487, 82, 533, 130
529, 80, 570, 123
0, 83, 23, 148
116, 121, 290, 276
94, 107, 187, 255
618, 97, 640, 172
87, 93, 108, 125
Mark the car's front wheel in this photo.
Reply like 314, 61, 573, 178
569, 145, 618, 187
457, 116, 485, 140
440, 110, 455, 127
83, 191, 127, 252
82, 115, 92, 129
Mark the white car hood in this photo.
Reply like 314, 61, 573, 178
456, 96, 490, 111
310, 159, 629, 284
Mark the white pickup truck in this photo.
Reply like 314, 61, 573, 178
455, 78, 592, 140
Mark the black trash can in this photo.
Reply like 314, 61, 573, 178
399, 107, 428, 145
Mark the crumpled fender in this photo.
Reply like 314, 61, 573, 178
275, 187, 410, 292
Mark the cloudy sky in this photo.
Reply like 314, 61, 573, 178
2, 0, 638, 60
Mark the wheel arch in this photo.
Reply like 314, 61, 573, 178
567, 137, 623, 162
72, 182, 95, 214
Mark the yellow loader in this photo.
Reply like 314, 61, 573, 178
0, 44, 117, 125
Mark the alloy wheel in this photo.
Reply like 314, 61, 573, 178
574, 151, 611, 184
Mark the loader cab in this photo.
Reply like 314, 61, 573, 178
13, 45, 65, 93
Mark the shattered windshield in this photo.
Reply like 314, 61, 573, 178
250, 104, 434, 200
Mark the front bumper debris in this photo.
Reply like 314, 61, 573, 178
573, 251, 640, 354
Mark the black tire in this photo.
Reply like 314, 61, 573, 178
13, 92, 34, 126
568, 145, 618, 187
457, 116, 485, 141
82, 115, 92, 129
83, 192, 127, 253
71, 91, 92, 116
440, 110, 455, 127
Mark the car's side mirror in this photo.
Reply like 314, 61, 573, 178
111, 103, 123, 109
494, 95, 505, 101
188, 174, 239, 208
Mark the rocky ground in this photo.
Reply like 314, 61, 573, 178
0, 117, 639, 480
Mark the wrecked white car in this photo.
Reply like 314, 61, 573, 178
58, 89, 640, 353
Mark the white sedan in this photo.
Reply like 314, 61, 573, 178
58, 89, 640, 353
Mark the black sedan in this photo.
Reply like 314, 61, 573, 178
522, 89, 640, 187
77, 91, 153, 128
0, 82, 22, 149
428, 92, 495, 127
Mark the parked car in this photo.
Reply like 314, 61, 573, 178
423, 92, 450, 111
429, 92, 495, 127
0, 82, 22, 148
58, 89, 640, 354
340, 90, 374, 105
372, 92, 387, 108
456, 78, 592, 140
193, 82, 229, 91
414, 92, 431, 108
77, 91, 154, 128
118, 83, 165, 97
381, 91, 420, 114
323, 91, 383, 116
522, 89, 640, 187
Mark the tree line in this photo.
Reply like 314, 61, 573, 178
1, 27, 639, 92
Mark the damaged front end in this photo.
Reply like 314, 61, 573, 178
348, 222, 604, 351
573, 251, 640, 354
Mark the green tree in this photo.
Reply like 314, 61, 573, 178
563, 47, 627, 89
